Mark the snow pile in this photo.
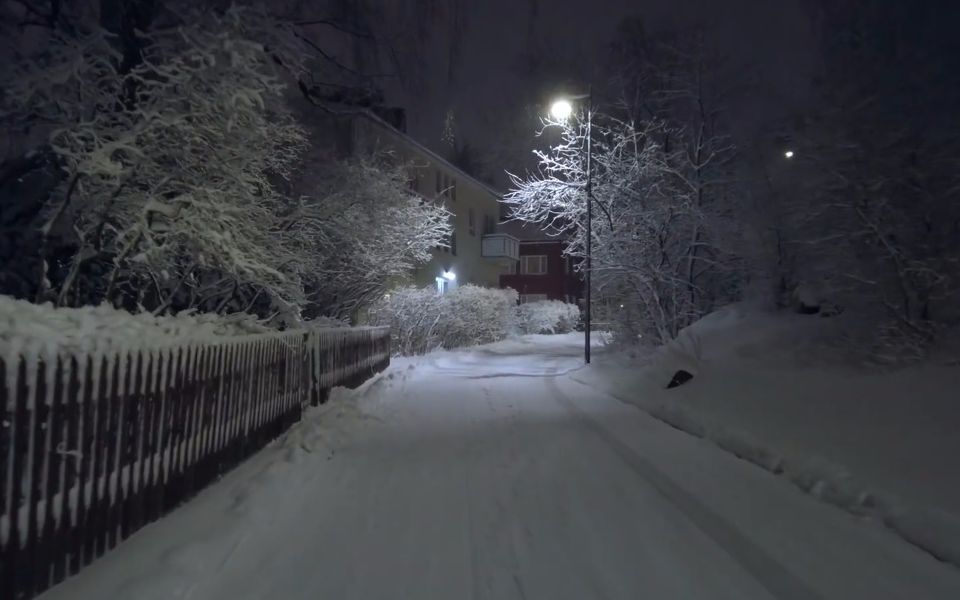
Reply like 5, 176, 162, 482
367, 285, 518, 355
514, 300, 581, 335
575, 304, 960, 567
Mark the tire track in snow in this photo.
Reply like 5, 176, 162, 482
544, 375, 825, 600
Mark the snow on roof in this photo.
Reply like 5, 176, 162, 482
498, 219, 568, 242
356, 110, 505, 202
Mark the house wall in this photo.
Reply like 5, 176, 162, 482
500, 241, 583, 303
351, 114, 503, 290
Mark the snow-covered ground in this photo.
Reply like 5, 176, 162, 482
38, 332, 960, 599
573, 305, 960, 566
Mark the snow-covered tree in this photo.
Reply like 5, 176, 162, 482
2, 6, 312, 315
771, 2, 960, 356
506, 108, 738, 344
286, 156, 452, 320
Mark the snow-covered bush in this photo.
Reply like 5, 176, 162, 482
367, 285, 518, 355
365, 287, 443, 356
515, 300, 581, 334
436, 285, 518, 349
0, 294, 275, 356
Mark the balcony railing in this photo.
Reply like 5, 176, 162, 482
481, 233, 520, 261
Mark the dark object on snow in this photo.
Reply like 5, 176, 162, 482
819, 302, 844, 317
666, 369, 694, 389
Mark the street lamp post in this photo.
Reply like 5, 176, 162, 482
550, 86, 593, 364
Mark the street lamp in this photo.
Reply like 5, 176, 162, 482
550, 88, 593, 364
550, 99, 573, 120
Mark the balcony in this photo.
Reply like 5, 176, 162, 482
481, 233, 519, 263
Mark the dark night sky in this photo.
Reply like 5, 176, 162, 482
387, 0, 817, 179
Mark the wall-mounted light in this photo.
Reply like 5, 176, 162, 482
784, 150, 795, 159
442, 270, 456, 281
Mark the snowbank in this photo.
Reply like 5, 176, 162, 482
575, 304, 960, 567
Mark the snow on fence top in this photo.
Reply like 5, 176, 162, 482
0, 296, 359, 359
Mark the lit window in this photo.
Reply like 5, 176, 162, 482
520, 255, 548, 275
520, 294, 548, 304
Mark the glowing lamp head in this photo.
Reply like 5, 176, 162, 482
442, 270, 456, 281
550, 99, 574, 121
784, 150, 795, 159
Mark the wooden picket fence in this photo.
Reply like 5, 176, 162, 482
0, 326, 390, 600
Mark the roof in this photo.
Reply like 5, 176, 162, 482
498, 219, 570, 242
355, 110, 505, 201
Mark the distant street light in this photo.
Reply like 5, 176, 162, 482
784, 150, 795, 159
550, 89, 593, 364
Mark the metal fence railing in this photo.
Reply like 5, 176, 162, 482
0, 326, 390, 600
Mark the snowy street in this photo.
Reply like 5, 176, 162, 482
38, 335, 960, 600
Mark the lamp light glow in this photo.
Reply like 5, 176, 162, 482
550, 99, 574, 120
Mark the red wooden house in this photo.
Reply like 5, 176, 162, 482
498, 222, 583, 304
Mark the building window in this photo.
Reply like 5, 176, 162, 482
520, 255, 548, 275
438, 173, 457, 202
520, 294, 548, 304
483, 214, 496, 235
468, 208, 476, 235
450, 230, 457, 256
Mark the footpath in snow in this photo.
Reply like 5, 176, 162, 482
37, 333, 960, 600
573, 306, 960, 567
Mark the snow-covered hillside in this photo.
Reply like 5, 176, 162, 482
574, 304, 960, 566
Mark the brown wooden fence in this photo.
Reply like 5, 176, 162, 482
0, 326, 390, 600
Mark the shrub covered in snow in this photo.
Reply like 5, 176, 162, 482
367, 285, 518, 355
514, 300, 581, 335
0, 295, 274, 356
0, 294, 358, 358
438, 285, 518, 349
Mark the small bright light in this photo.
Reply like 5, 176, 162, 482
784, 150, 795, 159
550, 99, 573, 121
619, 304, 624, 309
442, 270, 456, 281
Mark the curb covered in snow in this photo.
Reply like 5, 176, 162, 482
570, 372, 960, 570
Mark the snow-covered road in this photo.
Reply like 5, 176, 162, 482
39, 335, 960, 600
